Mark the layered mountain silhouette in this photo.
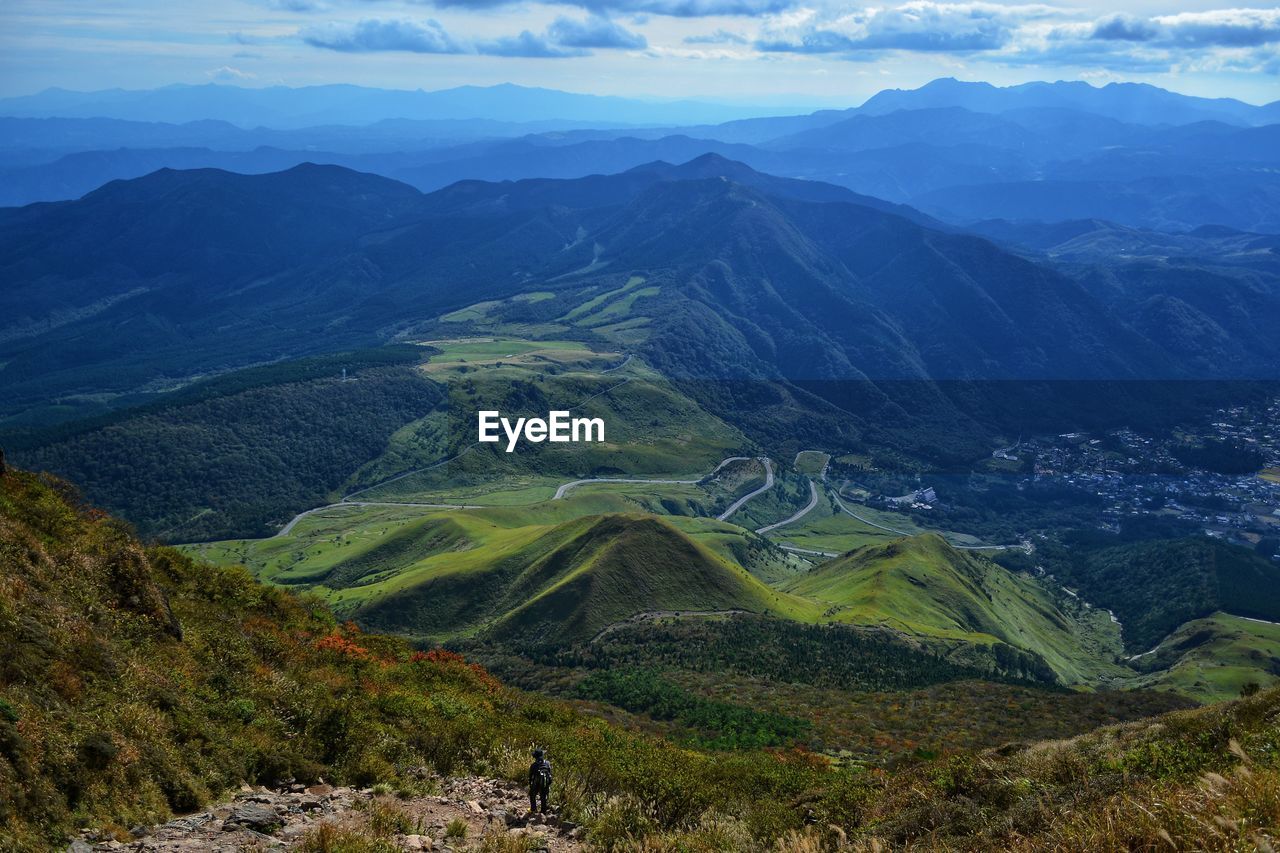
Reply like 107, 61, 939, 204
1, 157, 1276, 444
4, 79, 1277, 233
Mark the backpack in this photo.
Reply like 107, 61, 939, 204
533, 759, 552, 792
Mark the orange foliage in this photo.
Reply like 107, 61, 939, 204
411, 648, 500, 691
315, 632, 370, 659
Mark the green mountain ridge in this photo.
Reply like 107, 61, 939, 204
1128, 612, 1280, 699
356, 512, 819, 644
4, 158, 1274, 463
783, 533, 1124, 684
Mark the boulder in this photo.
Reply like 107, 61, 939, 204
225, 803, 284, 834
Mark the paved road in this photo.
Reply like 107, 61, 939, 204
831, 491, 1011, 551
277, 372, 640, 536
1238, 615, 1280, 627
554, 475, 702, 501
278, 453, 772, 536
276, 499, 482, 537
831, 492, 914, 536
717, 458, 775, 521
779, 544, 840, 558
602, 353, 632, 373
756, 479, 818, 534
552, 455, 754, 500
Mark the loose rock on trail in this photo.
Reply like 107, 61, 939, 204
67, 775, 587, 852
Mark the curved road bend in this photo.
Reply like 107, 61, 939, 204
554, 455, 764, 501
716, 458, 775, 521
779, 545, 840, 559
831, 491, 1011, 551
276, 499, 482, 537
756, 479, 818, 534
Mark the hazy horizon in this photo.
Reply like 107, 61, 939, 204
2, 1, 1277, 105
4, 74, 1277, 111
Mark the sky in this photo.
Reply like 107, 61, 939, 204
1, 0, 1277, 105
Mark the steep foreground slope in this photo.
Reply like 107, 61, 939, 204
0, 463, 846, 849
3, 463, 1280, 851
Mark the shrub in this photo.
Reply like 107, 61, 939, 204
364, 798, 413, 837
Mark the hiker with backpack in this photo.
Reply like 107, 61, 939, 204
528, 748, 552, 814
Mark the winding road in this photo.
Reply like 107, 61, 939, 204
278, 453, 779, 537
276, 499, 483, 537
553, 455, 756, 501
276, 424, 1011, 561
779, 545, 840, 558
832, 490, 1013, 551
755, 479, 817, 533
716, 458, 775, 521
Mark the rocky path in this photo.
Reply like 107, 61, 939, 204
67, 776, 586, 852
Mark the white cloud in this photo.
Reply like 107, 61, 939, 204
301, 18, 463, 53
757, 2, 1059, 55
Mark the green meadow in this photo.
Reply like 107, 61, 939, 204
1129, 612, 1280, 702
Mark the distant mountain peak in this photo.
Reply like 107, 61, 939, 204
859, 77, 1269, 126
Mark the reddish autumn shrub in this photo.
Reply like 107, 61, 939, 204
315, 632, 370, 659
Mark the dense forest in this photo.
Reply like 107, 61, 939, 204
1044, 536, 1280, 653
9, 351, 440, 541
575, 668, 812, 750
525, 615, 1053, 690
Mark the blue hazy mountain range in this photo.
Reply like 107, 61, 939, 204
0, 82, 806, 129
1, 78, 1278, 234
2, 155, 1277, 432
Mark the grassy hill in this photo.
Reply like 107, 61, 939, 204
783, 533, 1125, 684
1128, 612, 1280, 702
329, 339, 751, 506
354, 512, 820, 643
